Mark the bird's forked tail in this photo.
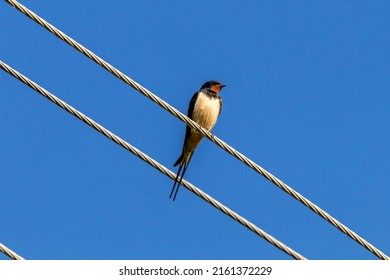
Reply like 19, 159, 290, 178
169, 153, 193, 201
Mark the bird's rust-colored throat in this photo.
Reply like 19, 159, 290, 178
211, 84, 225, 94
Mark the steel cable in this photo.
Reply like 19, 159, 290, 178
0, 242, 24, 260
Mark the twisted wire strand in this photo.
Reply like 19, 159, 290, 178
0, 61, 306, 260
0, 242, 24, 260
5, 0, 389, 260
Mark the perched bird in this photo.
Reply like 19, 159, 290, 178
169, 80, 225, 201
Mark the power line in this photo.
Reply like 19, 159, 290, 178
5, 0, 388, 260
0, 242, 24, 260
0, 60, 307, 260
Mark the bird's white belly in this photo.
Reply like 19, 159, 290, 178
192, 92, 220, 131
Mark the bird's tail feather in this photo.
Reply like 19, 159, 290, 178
173, 154, 183, 167
169, 153, 193, 201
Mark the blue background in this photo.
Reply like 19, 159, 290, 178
1, 0, 389, 260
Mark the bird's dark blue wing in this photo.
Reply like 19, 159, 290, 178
170, 91, 200, 200
187, 91, 199, 119
182, 91, 199, 143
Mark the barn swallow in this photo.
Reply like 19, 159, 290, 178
169, 80, 225, 201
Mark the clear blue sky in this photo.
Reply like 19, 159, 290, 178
1, 0, 389, 260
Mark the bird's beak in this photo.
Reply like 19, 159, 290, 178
221, 84, 226, 88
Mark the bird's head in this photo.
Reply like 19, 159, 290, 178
201, 80, 226, 94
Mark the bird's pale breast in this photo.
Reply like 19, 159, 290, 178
191, 91, 221, 132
